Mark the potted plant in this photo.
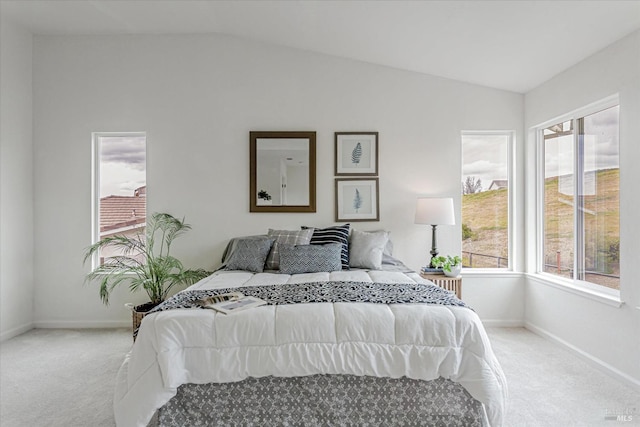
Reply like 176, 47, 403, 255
257, 189, 272, 205
83, 212, 212, 326
431, 255, 462, 277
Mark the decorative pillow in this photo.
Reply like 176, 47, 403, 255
349, 229, 390, 270
279, 243, 342, 275
302, 224, 350, 269
221, 234, 269, 264
225, 237, 275, 273
265, 228, 313, 270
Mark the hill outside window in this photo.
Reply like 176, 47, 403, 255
537, 98, 620, 293
91, 132, 147, 269
461, 131, 513, 270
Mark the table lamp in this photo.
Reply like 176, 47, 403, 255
414, 197, 455, 268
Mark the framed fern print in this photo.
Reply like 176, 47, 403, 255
335, 132, 378, 176
335, 178, 380, 222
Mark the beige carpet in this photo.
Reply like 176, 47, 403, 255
1, 327, 638, 426
1, 328, 130, 427
486, 328, 639, 426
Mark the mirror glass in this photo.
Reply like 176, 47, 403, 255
250, 131, 316, 212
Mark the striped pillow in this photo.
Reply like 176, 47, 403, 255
302, 224, 350, 269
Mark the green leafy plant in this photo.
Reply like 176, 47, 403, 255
431, 255, 462, 273
83, 212, 211, 307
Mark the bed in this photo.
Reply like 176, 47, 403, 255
113, 228, 507, 426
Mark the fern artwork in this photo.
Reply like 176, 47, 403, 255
351, 142, 362, 166
336, 178, 378, 222
353, 188, 363, 212
336, 133, 377, 176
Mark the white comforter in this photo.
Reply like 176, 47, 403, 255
114, 269, 507, 427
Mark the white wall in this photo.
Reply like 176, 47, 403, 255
31, 33, 523, 327
464, 273, 525, 327
0, 20, 34, 341
524, 30, 640, 387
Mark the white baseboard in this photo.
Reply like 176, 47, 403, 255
481, 319, 525, 327
33, 320, 130, 329
525, 321, 640, 392
0, 322, 35, 342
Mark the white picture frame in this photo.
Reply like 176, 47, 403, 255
335, 178, 380, 222
335, 132, 378, 176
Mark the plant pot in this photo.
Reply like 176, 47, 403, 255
443, 264, 461, 278
125, 302, 161, 342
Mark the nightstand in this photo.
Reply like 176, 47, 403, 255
420, 273, 462, 299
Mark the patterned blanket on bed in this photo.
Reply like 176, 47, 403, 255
149, 280, 469, 314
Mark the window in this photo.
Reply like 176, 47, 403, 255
92, 133, 147, 267
461, 131, 513, 269
539, 101, 619, 291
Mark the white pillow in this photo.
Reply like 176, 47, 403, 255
349, 229, 390, 270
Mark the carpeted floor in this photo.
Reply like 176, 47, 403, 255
1, 328, 131, 427
0, 327, 638, 426
487, 328, 639, 426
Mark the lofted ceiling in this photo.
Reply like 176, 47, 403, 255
1, 0, 639, 93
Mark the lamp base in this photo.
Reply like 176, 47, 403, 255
429, 224, 439, 268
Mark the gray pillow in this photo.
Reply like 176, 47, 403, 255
265, 229, 313, 270
279, 243, 342, 274
221, 234, 269, 264
225, 237, 275, 273
349, 229, 390, 270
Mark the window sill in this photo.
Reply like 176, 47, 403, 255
462, 269, 522, 279
88, 271, 137, 276
526, 273, 623, 308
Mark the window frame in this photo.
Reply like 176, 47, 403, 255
91, 131, 147, 269
534, 95, 620, 298
460, 130, 516, 273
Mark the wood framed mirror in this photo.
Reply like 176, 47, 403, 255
250, 131, 316, 213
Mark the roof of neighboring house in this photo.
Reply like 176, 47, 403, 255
488, 179, 508, 189
100, 191, 146, 233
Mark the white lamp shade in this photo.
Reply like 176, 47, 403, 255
414, 197, 455, 225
